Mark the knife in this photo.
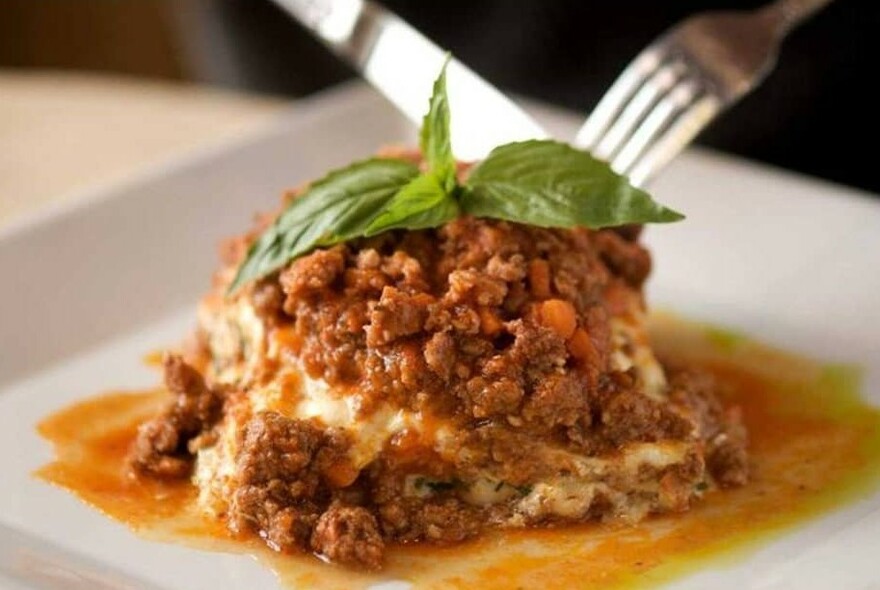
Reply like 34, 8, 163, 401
270, 0, 548, 160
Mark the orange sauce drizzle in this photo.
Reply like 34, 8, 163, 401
35, 315, 880, 589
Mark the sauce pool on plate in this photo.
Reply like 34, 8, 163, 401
35, 315, 880, 589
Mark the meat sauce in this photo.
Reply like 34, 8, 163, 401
36, 315, 880, 589
167, 217, 749, 566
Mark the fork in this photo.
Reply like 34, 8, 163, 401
574, 0, 833, 186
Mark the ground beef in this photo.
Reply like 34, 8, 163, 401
599, 388, 694, 446
423, 331, 456, 379
233, 412, 326, 504
455, 424, 559, 485
593, 230, 652, 288
276, 218, 617, 419
134, 204, 748, 569
280, 246, 346, 296
251, 277, 285, 323
198, 411, 390, 568
228, 216, 746, 559
377, 497, 481, 544
311, 504, 384, 570
666, 368, 749, 486
365, 287, 434, 347
130, 354, 223, 478
522, 372, 589, 429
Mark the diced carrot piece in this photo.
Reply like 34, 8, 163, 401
479, 307, 504, 336
323, 460, 360, 488
568, 328, 594, 361
272, 326, 303, 355
539, 299, 577, 339
528, 259, 551, 299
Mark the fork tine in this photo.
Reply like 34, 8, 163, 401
591, 58, 688, 163
611, 78, 702, 175
574, 48, 665, 150
576, 0, 829, 184
626, 94, 722, 186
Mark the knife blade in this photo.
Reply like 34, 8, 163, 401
270, 0, 548, 160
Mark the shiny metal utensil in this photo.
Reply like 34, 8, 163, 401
575, 0, 833, 186
271, 0, 547, 160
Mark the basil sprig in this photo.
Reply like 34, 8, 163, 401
419, 58, 456, 193
364, 58, 460, 236
228, 158, 418, 293
463, 140, 682, 228
229, 59, 683, 294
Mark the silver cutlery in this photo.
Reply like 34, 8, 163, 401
574, 0, 834, 186
271, 0, 547, 160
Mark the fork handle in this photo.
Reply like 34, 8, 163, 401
760, 0, 835, 35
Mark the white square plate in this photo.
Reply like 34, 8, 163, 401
2, 82, 879, 590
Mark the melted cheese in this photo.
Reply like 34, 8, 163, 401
609, 313, 667, 399
267, 374, 415, 468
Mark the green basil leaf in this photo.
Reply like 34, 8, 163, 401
230, 62, 689, 297
420, 57, 456, 192
228, 157, 419, 293
364, 174, 460, 236
462, 140, 684, 229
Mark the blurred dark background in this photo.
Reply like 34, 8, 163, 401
2, 0, 877, 193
